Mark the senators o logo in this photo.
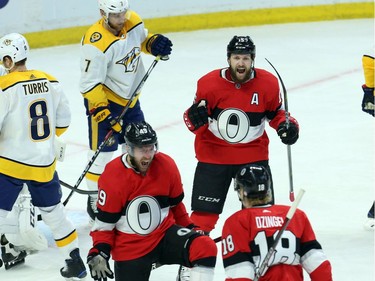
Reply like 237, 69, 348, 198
126, 196, 162, 235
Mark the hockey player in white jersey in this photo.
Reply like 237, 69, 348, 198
80, 0, 173, 221
0, 33, 87, 279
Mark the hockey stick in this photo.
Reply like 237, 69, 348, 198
265, 58, 295, 202
254, 188, 305, 281
60, 180, 97, 195
151, 236, 222, 270
62, 56, 162, 206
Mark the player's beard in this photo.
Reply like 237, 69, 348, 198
132, 156, 154, 175
229, 65, 252, 84
107, 21, 125, 36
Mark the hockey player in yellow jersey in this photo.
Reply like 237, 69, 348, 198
0, 33, 87, 279
361, 54, 374, 230
80, 0, 173, 221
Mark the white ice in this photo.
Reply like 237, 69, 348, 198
0, 18, 374, 281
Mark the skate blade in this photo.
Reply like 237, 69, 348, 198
63, 276, 87, 281
4, 258, 25, 270
63, 270, 87, 281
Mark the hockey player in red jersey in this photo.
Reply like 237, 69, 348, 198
221, 164, 332, 281
183, 35, 300, 235
87, 121, 217, 281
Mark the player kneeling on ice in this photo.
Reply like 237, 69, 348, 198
87, 121, 217, 281
0, 33, 86, 279
221, 164, 332, 281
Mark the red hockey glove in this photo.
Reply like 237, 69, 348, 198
183, 100, 208, 131
87, 243, 114, 281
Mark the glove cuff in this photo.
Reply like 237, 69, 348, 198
362, 84, 375, 95
94, 243, 111, 258
146, 34, 160, 53
91, 107, 111, 123
288, 116, 299, 128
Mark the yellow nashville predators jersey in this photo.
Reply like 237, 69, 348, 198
0, 70, 71, 182
80, 10, 154, 110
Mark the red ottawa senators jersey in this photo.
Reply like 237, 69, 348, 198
90, 152, 192, 261
221, 205, 333, 281
191, 68, 288, 164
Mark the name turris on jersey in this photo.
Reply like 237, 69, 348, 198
22, 81, 49, 95
255, 215, 284, 228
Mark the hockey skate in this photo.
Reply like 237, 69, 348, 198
60, 248, 87, 280
1, 234, 27, 270
87, 196, 98, 223
176, 265, 191, 281
364, 204, 374, 231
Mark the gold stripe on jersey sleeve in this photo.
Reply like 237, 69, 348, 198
56, 127, 68, 137
83, 84, 139, 111
0, 157, 56, 182
85, 171, 101, 183
55, 230, 78, 248
82, 84, 109, 110
362, 55, 374, 88
104, 86, 139, 108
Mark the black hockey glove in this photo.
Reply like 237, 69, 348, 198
361, 85, 375, 117
147, 34, 172, 60
91, 106, 122, 134
87, 243, 114, 281
184, 100, 208, 131
277, 120, 299, 145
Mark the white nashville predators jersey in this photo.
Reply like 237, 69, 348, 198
0, 70, 71, 182
0, 66, 6, 76
80, 11, 153, 110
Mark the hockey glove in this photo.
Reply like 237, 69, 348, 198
87, 244, 114, 281
184, 100, 208, 131
361, 85, 375, 117
91, 106, 122, 134
147, 34, 172, 60
277, 118, 299, 145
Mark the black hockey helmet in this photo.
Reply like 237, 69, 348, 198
227, 36, 256, 59
124, 121, 158, 148
234, 164, 271, 199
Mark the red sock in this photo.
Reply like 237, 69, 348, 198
190, 211, 219, 233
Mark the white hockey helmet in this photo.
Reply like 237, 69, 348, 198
0, 33, 29, 64
98, 0, 129, 20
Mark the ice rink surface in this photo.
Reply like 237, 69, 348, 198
0, 18, 374, 280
